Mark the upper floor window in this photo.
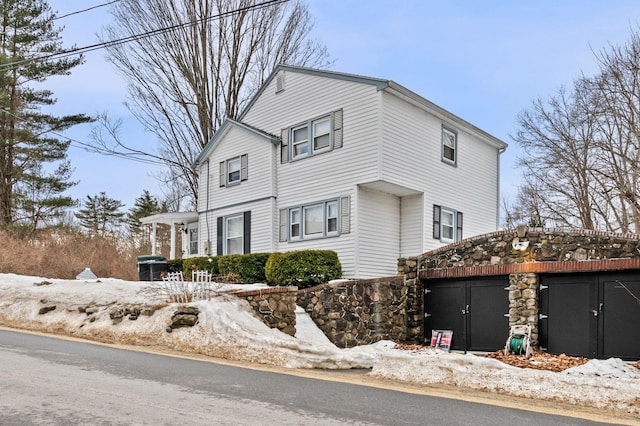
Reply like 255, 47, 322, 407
219, 154, 248, 187
280, 197, 350, 242
281, 109, 343, 163
442, 126, 457, 166
433, 204, 463, 243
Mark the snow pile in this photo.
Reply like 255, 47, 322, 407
0, 273, 639, 416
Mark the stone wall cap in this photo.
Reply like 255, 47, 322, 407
231, 286, 297, 297
418, 227, 640, 258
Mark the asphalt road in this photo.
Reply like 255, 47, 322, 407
0, 329, 622, 425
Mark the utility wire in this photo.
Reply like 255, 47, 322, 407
0, 0, 290, 166
0, 0, 289, 72
54, 1, 121, 20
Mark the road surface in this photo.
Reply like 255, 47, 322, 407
0, 329, 628, 425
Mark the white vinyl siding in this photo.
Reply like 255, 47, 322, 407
357, 187, 400, 278
204, 126, 275, 211
400, 194, 423, 257
380, 90, 500, 251
245, 73, 379, 278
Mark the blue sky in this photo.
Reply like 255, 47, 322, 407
45, 0, 640, 213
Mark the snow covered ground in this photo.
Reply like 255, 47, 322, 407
0, 273, 638, 418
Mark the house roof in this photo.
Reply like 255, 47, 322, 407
194, 118, 279, 167
239, 64, 508, 150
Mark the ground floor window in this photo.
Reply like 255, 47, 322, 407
188, 228, 198, 255
217, 211, 251, 255
284, 198, 345, 241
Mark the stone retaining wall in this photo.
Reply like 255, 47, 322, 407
234, 286, 297, 336
296, 276, 420, 348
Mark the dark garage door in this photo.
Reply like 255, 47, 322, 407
424, 277, 509, 352
539, 272, 640, 360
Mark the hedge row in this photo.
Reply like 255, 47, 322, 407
265, 250, 342, 288
176, 250, 342, 288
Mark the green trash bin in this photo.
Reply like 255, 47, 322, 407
137, 255, 167, 281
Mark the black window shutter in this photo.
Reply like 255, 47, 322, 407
216, 216, 223, 255
243, 211, 251, 254
240, 154, 248, 181
219, 161, 225, 187
433, 205, 441, 240
280, 129, 289, 163
456, 211, 463, 241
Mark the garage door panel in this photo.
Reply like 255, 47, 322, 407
540, 276, 597, 358
424, 281, 465, 350
601, 276, 640, 359
468, 280, 509, 352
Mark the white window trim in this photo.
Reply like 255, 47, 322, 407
224, 214, 244, 255
287, 199, 340, 241
289, 114, 333, 160
440, 207, 456, 244
188, 227, 198, 255
226, 157, 241, 185
441, 126, 457, 166
289, 208, 301, 241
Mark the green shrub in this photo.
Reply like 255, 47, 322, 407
239, 253, 271, 283
265, 250, 342, 288
182, 256, 219, 277
218, 253, 271, 283
167, 258, 183, 273
218, 254, 243, 276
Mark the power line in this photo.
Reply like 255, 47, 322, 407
54, 1, 121, 20
0, 0, 289, 72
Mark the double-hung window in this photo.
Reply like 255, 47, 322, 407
216, 211, 251, 255
291, 116, 330, 160
442, 126, 457, 166
292, 125, 309, 158
433, 205, 463, 243
227, 157, 241, 184
188, 228, 198, 255
312, 117, 331, 152
219, 154, 248, 187
281, 109, 343, 162
225, 215, 244, 254
287, 199, 341, 241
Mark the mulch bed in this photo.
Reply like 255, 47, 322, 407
394, 344, 640, 372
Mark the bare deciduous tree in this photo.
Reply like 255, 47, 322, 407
91, 0, 331, 207
507, 27, 640, 232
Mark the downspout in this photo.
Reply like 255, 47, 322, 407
205, 159, 211, 254
497, 146, 507, 229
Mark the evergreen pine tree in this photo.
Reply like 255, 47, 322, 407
127, 190, 160, 235
75, 192, 125, 235
0, 0, 93, 229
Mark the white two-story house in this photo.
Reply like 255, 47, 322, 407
187, 65, 507, 278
